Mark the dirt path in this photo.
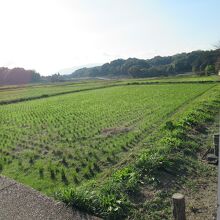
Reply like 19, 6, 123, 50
182, 118, 219, 220
0, 176, 101, 220
184, 164, 217, 220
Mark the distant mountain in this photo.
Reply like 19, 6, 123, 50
58, 63, 102, 75
0, 67, 41, 85
69, 50, 220, 78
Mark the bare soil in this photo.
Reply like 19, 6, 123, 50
184, 166, 217, 220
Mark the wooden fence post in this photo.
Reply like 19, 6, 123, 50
214, 134, 219, 157
172, 193, 186, 220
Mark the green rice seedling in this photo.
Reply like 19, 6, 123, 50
61, 169, 68, 185
0, 163, 3, 173
39, 167, 44, 178
48, 167, 56, 180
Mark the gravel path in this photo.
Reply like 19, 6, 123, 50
0, 176, 101, 220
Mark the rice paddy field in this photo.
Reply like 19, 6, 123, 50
0, 80, 118, 104
0, 75, 220, 219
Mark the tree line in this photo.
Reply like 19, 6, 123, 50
70, 49, 220, 78
0, 67, 41, 85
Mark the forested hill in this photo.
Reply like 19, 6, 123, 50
1, 50, 220, 85
70, 49, 220, 78
0, 67, 41, 85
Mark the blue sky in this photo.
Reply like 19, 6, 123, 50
0, 0, 219, 75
